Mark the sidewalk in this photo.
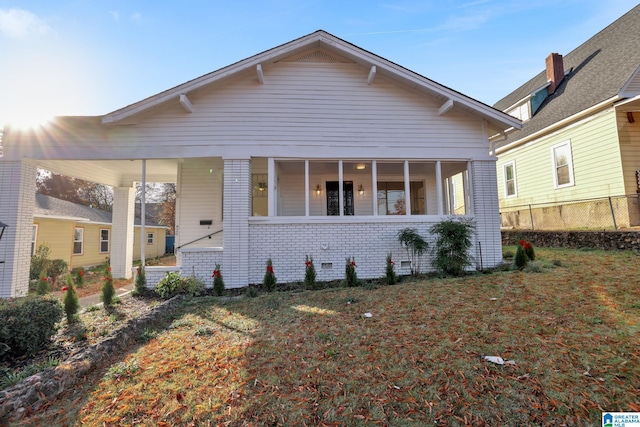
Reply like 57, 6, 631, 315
78, 281, 135, 310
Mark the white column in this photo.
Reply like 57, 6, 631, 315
372, 161, 378, 215
0, 161, 37, 297
436, 161, 443, 215
465, 161, 474, 216
140, 160, 146, 267
112, 187, 135, 279
305, 160, 310, 216
471, 160, 501, 268
404, 161, 411, 216
268, 157, 275, 217
222, 158, 251, 287
338, 160, 344, 216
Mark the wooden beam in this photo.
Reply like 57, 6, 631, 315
367, 65, 376, 85
438, 99, 454, 115
179, 94, 194, 113
256, 64, 265, 84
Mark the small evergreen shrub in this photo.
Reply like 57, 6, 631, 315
263, 258, 277, 292
101, 267, 116, 307
343, 257, 359, 287
74, 268, 85, 288
62, 276, 80, 323
519, 239, 536, 261
397, 228, 428, 276
304, 255, 317, 289
36, 272, 50, 296
212, 264, 225, 296
430, 218, 475, 277
133, 266, 147, 297
514, 244, 529, 270
0, 297, 63, 361
30, 244, 51, 281
385, 253, 397, 285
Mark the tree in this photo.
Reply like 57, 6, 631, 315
37, 170, 113, 211
157, 183, 176, 234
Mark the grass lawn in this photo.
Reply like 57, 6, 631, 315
15, 248, 640, 426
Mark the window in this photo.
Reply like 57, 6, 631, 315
147, 233, 154, 244
31, 225, 38, 257
552, 141, 574, 187
377, 182, 425, 215
506, 102, 531, 122
73, 227, 84, 255
503, 161, 517, 197
100, 229, 109, 253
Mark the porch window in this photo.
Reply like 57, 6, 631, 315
252, 173, 268, 216
100, 229, 109, 253
377, 182, 425, 215
73, 227, 84, 255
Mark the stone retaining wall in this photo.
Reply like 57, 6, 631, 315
0, 296, 184, 422
502, 230, 640, 251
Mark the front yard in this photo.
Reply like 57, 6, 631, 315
11, 248, 640, 426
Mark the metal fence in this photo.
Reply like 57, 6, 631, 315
499, 194, 640, 231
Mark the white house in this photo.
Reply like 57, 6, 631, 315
0, 30, 521, 297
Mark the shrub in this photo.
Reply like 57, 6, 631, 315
397, 228, 428, 276
36, 271, 51, 295
182, 276, 206, 297
155, 271, 183, 299
430, 218, 475, 277
48, 259, 68, 289
343, 257, 359, 287
101, 267, 116, 307
263, 258, 277, 292
304, 255, 317, 289
30, 244, 51, 281
246, 286, 259, 298
385, 253, 397, 285
0, 297, 63, 361
74, 268, 85, 288
133, 266, 147, 297
514, 244, 528, 270
62, 276, 80, 323
212, 264, 225, 296
519, 239, 536, 261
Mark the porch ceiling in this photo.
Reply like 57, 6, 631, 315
37, 158, 179, 187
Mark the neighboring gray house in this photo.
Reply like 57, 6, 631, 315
1, 30, 521, 297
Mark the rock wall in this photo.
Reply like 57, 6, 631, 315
502, 230, 640, 251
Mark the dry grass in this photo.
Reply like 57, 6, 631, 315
12, 248, 640, 426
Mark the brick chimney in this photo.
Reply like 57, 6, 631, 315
546, 52, 564, 95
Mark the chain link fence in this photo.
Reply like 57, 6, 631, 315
500, 194, 640, 231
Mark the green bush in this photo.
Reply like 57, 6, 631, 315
514, 244, 528, 270
30, 244, 51, 281
101, 267, 116, 307
397, 228, 428, 276
343, 257, 359, 287
304, 255, 317, 290
182, 276, 206, 297
36, 271, 51, 296
73, 267, 86, 288
430, 218, 475, 277
263, 258, 277, 292
385, 253, 397, 285
155, 272, 205, 299
133, 266, 147, 297
48, 259, 68, 288
212, 264, 225, 296
0, 297, 63, 361
63, 276, 80, 323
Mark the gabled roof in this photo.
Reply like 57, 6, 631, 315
102, 30, 520, 135
34, 194, 163, 227
494, 5, 640, 149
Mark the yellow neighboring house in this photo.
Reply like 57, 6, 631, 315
493, 5, 640, 230
33, 194, 167, 269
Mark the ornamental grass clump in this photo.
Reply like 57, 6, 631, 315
101, 267, 116, 308
212, 264, 225, 296
62, 276, 80, 323
385, 253, 397, 285
263, 258, 277, 292
343, 257, 359, 287
304, 255, 317, 289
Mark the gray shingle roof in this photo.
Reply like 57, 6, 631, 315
493, 5, 640, 148
34, 194, 163, 227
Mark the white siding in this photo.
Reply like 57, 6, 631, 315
617, 110, 640, 194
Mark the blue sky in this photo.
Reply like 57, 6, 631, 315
0, 0, 637, 127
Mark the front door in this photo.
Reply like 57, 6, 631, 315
326, 181, 354, 215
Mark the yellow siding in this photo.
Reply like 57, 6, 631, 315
72, 223, 111, 268
34, 218, 74, 265
617, 110, 640, 194
497, 109, 623, 208
133, 227, 167, 259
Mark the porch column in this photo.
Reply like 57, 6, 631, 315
0, 160, 37, 297
111, 187, 135, 279
470, 160, 501, 268
404, 161, 411, 216
372, 161, 378, 215
222, 158, 251, 287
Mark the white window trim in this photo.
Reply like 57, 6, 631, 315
100, 228, 110, 254
73, 227, 84, 255
147, 232, 154, 245
31, 224, 38, 257
551, 140, 575, 188
503, 161, 517, 198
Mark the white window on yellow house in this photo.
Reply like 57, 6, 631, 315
73, 227, 84, 255
31, 225, 38, 256
503, 161, 517, 197
552, 141, 574, 188
100, 229, 109, 253
147, 232, 154, 244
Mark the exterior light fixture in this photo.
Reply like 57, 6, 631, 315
258, 182, 266, 192
356, 164, 366, 170
0, 221, 7, 241
358, 184, 365, 196
315, 184, 322, 196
